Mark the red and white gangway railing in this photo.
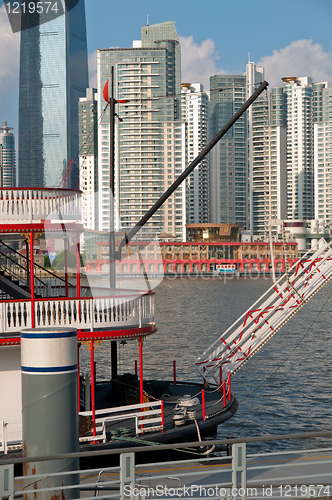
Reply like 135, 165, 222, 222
195, 238, 332, 385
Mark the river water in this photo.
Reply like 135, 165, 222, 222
79, 275, 332, 453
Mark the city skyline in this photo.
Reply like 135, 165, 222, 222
1, 0, 332, 142
1, 1, 332, 243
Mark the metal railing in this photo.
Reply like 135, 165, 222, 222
0, 242, 76, 298
0, 422, 22, 455
0, 251, 30, 288
2, 430, 332, 500
79, 401, 164, 443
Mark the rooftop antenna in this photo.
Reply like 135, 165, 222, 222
146, 15, 149, 35
248, 52, 251, 63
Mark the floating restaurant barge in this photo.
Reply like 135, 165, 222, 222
85, 240, 299, 275
83, 223, 299, 275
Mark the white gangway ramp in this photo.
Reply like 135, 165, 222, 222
194, 239, 332, 385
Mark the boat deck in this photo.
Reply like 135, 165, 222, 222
80, 382, 238, 464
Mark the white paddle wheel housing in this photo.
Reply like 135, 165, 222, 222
195, 239, 332, 385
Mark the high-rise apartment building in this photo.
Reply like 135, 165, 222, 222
282, 77, 314, 221
79, 88, 98, 230
246, 62, 332, 237
247, 62, 287, 237
181, 83, 209, 224
209, 75, 248, 227
247, 62, 266, 235
262, 121, 287, 232
0, 120, 16, 187
97, 21, 186, 240
314, 83, 332, 224
18, 0, 89, 188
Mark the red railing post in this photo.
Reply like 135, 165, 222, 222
29, 232, 35, 328
223, 380, 226, 407
76, 234, 81, 324
202, 389, 206, 421
76, 233, 81, 299
64, 236, 69, 297
228, 372, 231, 399
161, 400, 164, 432
139, 338, 145, 432
173, 360, 176, 386
77, 343, 80, 412
139, 338, 144, 405
134, 359, 138, 376
25, 239, 30, 292
90, 340, 96, 437
203, 366, 208, 388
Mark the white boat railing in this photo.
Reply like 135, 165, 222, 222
0, 292, 154, 335
0, 188, 80, 223
0, 421, 22, 454
79, 401, 163, 443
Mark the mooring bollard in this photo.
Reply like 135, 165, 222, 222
21, 327, 79, 500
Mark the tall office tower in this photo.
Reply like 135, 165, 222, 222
209, 75, 247, 227
314, 82, 332, 225
0, 120, 16, 187
282, 77, 314, 220
181, 83, 209, 224
79, 88, 99, 230
18, 0, 89, 188
97, 21, 186, 240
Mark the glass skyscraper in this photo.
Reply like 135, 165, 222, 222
18, 0, 89, 188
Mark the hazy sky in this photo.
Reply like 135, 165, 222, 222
1, 0, 332, 151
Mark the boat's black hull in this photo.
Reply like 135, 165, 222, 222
3, 385, 239, 473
